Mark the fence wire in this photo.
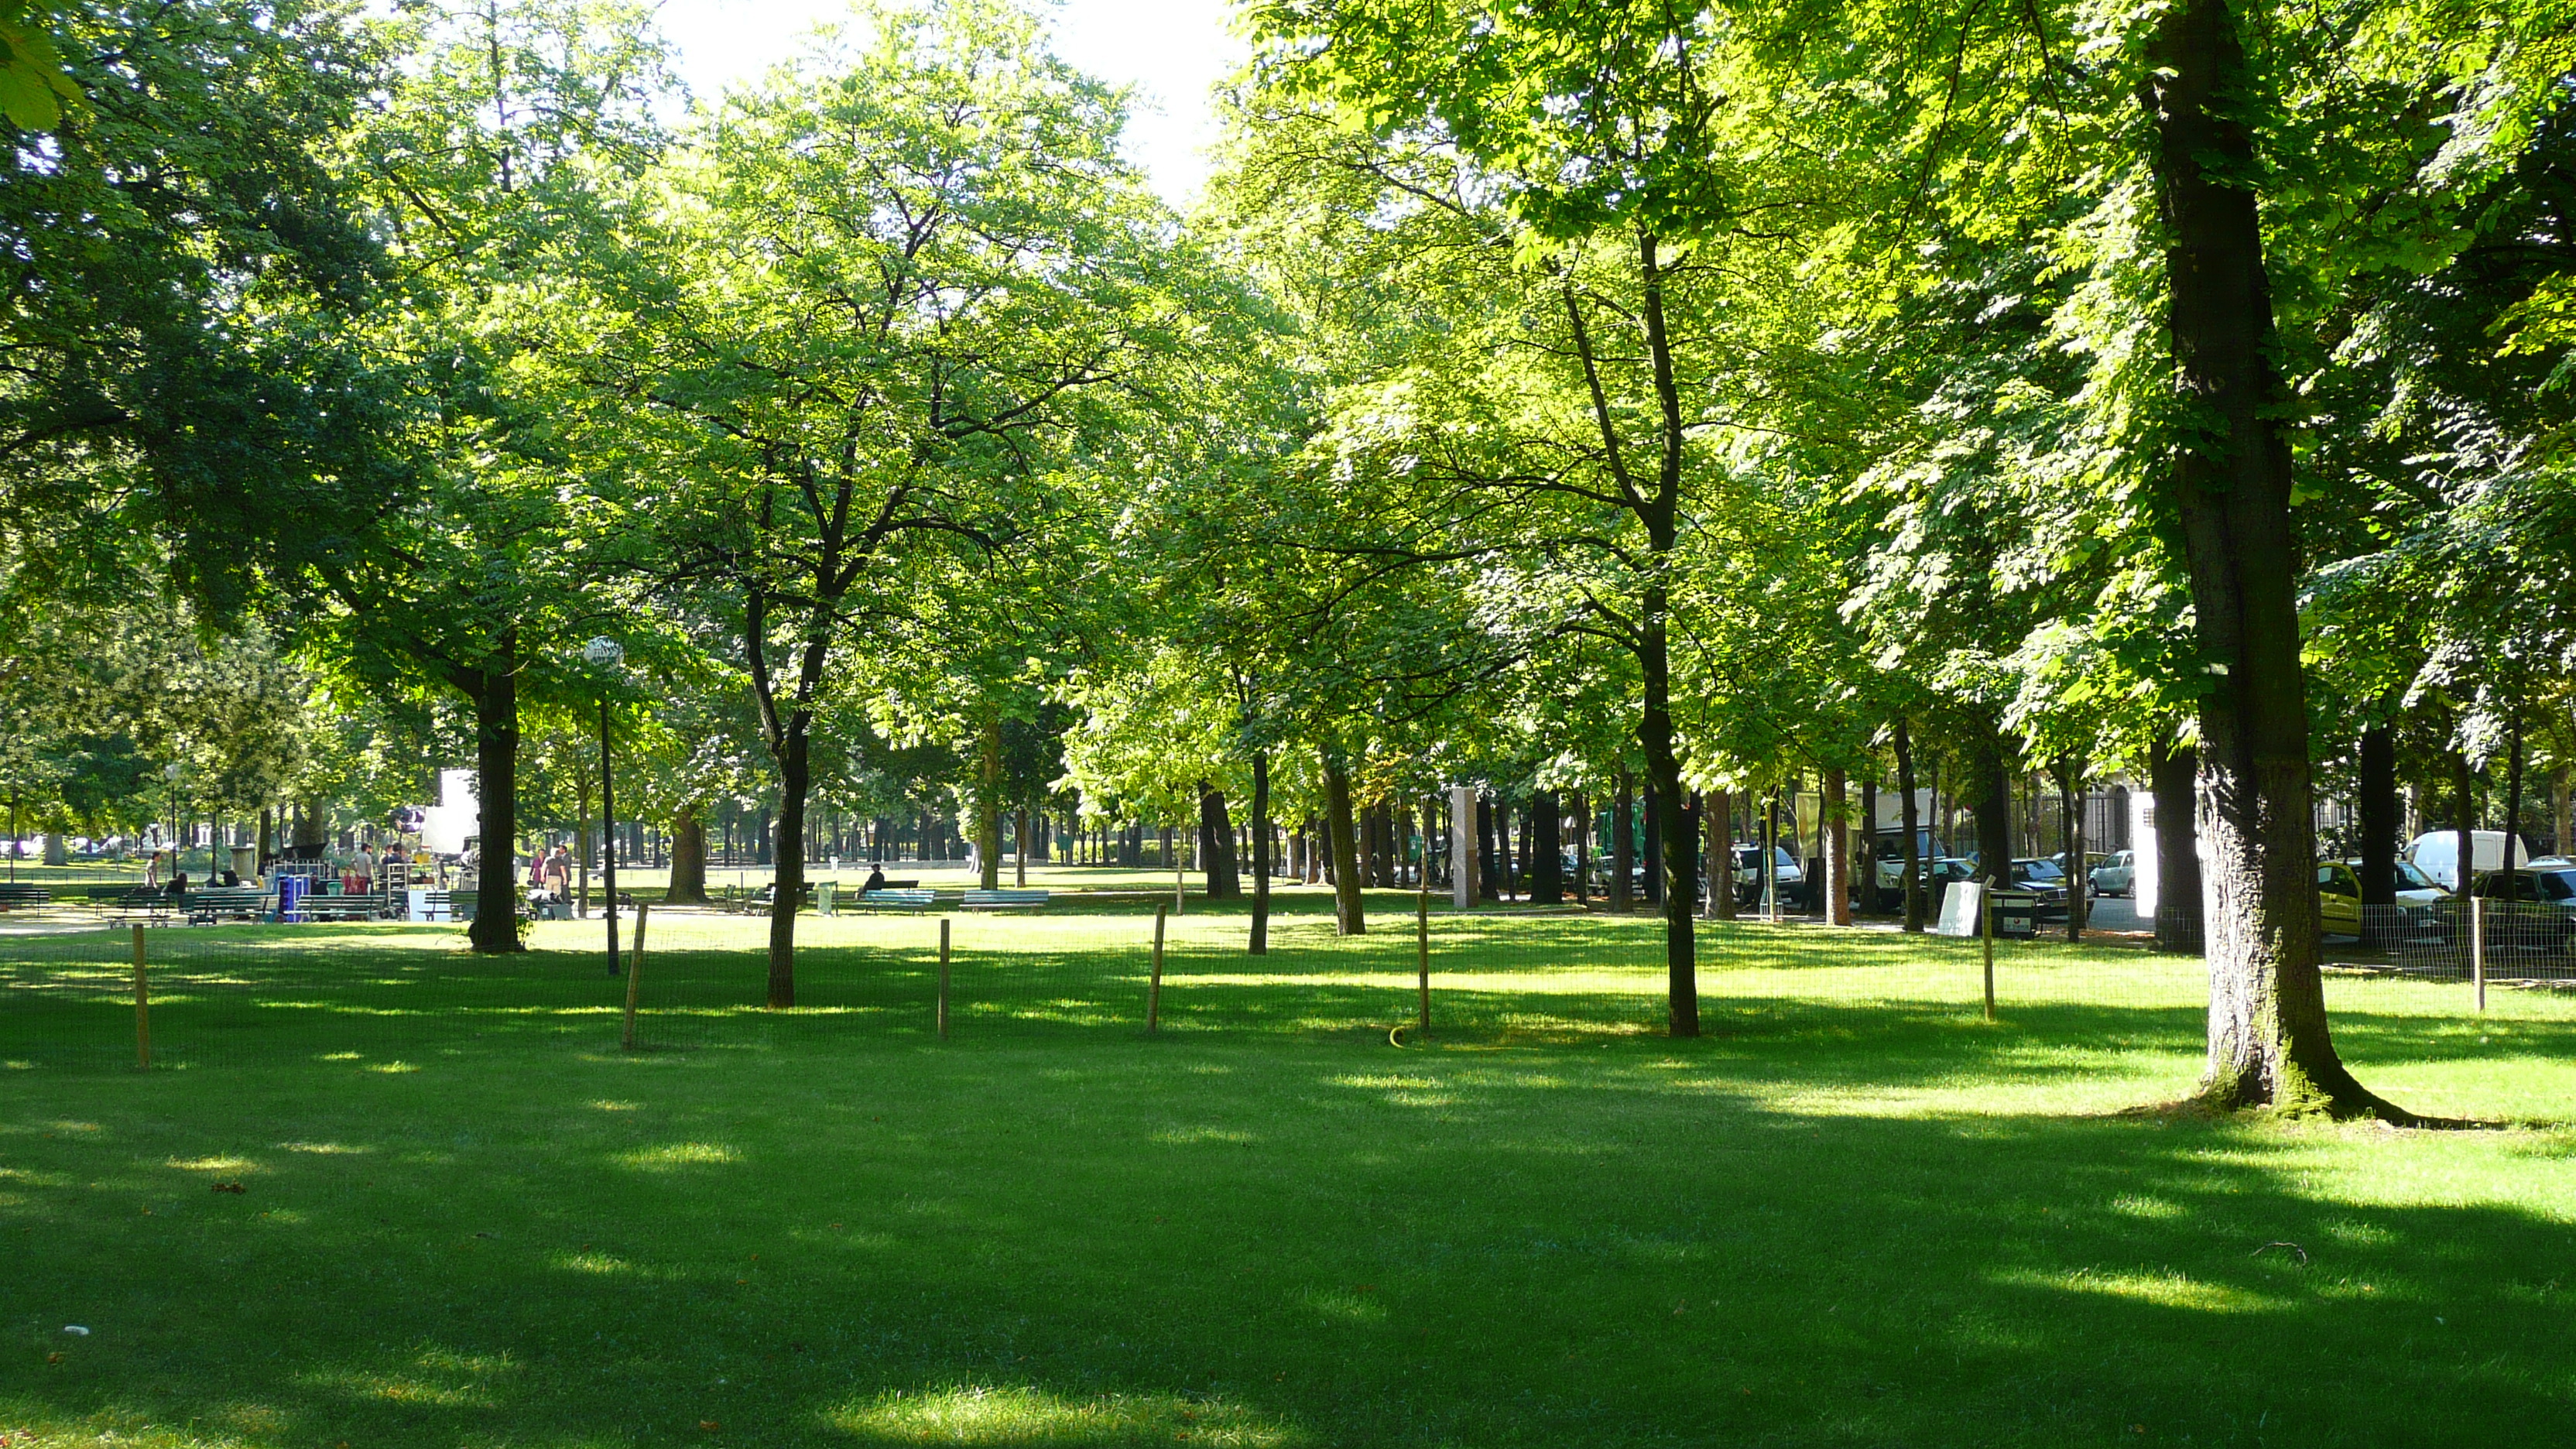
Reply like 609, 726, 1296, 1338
2, 894, 2567, 1073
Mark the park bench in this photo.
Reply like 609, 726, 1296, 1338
961, 889, 1049, 910
0, 882, 50, 910
727, 883, 814, 913
300, 891, 391, 922
860, 888, 939, 911
109, 886, 173, 922
183, 886, 268, 925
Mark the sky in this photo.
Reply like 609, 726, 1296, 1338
650, 0, 1251, 205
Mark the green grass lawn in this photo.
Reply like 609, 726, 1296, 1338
4, 906, 2571, 1447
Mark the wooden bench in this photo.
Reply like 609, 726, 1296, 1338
0, 882, 50, 910
961, 889, 1048, 910
183, 886, 269, 925
860, 889, 939, 911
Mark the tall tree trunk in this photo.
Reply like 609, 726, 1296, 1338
1611, 773, 1635, 914
1971, 731, 2013, 891
667, 806, 709, 904
1858, 775, 1878, 913
1530, 790, 1564, 904
1322, 750, 1365, 935
1571, 793, 1592, 906
1250, 751, 1272, 954
1896, 721, 1924, 932
770, 731, 807, 1008
976, 715, 1002, 891
2058, 757, 2085, 941
2502, 722, 2525, 879
2452, 747, 2476, 895
2151, 741, 2203, 951
1825, 768, 1852, 927
1709, 788, 1735, 920
1197, 783, 1240, 899
1015, 809, 1031, 889
2149, 0, 2394, 1115
1641, 781, 1664, 906
1477, 794, 1500, 903
2358, 724, 2399, 906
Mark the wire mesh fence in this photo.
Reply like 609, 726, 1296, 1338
2, 895, 2566, 1074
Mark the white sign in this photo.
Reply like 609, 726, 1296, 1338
1935, 881, 1985, 937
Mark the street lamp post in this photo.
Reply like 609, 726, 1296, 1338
585, 637, 625, 978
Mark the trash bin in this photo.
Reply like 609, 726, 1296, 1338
1989, 889, 2040, 940
816, 881, 838, 916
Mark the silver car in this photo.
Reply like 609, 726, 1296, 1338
2088, 849, 2135, 897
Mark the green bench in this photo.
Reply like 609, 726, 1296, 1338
961, 889, 1048, 910
183, 886, 269, 924
860, 889, 939, 911
300, 891, 391, 922
0, 882, 50, 910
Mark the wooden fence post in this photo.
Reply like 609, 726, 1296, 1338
1415, 877, 1430, 1038
1147, 905, 1166, 1034
131, 924, 150, 1070
622, 902, 648, 1052
2471, 896, 2486, 1012
937, 917, 951, 1041
1981, 886, 1996, 1023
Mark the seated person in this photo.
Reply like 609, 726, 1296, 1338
862, 865, 887, 893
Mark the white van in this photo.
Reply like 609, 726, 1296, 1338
2403, 831, 2530, 892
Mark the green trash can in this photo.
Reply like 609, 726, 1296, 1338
816, 880, 837, 916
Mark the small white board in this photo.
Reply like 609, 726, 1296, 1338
1935, 881, 1985, 937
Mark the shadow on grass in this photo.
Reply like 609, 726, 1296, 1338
2, 1023, 2572, 1447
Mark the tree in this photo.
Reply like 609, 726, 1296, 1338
605, 0, 1173, 1005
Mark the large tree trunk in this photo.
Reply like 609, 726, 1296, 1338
1197, 783, 1241, 899
1971, 729, 2013, 890
1896, 721, 1924, 931
2151, 740, 2204, 951
1529, 790, 1563, 903
666, 806, 710, 904
2147, 0, 2392, 1116
976, 716, 1002, 890
769, 731, 807, 1009
1322, 750, 1365, 935
455, 657, 523, 954
1250, 751, 1272, 954
2358, 723, 2398, 906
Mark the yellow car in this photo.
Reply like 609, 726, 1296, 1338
2317, 862, 2364, 939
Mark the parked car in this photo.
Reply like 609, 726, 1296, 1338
1728, 844, 1806, 909
2405, 830, 2531, 892
2317, 861, 2365, 939
2088, 849, 2136, 897
2324, 859, 2447, 906
1870, 855, 1976, 913
2008, 858, 2072, 923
